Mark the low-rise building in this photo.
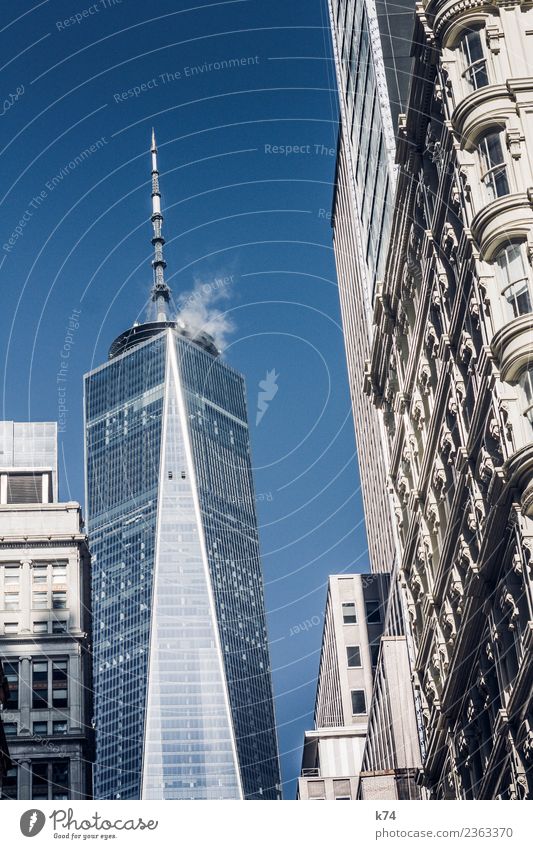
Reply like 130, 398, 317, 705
297, 573, 389, 799
0, 421, 92, 800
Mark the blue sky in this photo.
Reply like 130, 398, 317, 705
0, 0, 369, 797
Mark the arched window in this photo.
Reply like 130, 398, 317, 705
495, 243, 532, 319
478, 130, 509, 200
459, 28, 489, 91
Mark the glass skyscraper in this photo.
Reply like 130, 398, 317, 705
84, 133, 281, 800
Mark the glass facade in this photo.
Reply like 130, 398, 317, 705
332, 0, 393, 295
85, 327, 280, 799
331, 0, 414, 297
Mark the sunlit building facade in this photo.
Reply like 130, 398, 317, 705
297, 574, 387, 800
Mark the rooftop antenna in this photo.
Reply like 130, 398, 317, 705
150, 129, 172, 321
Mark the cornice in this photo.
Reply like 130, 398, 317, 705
427, 0, 498, 40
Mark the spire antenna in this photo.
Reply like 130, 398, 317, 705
150, 130, 172, 321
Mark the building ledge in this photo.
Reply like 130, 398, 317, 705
452, 84, 510, 148
491, 314, 533, 382
471, 192, 533, 259
503, 444, 533, 517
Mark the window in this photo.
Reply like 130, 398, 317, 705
30, 760, 70, 801
346, 646, 362, 667
4, 622, 18, 634
33, 621, 48, 634
3, 566, 20, 585
342, 602, 357, 624
365, 600, 382, 624
4, 661, 18, 709
478, 130, 509, 200
351, 689, 367, 715
33, 591, 48, 609
3, 722, 17, 736
459, 28, 488, 91
52, 660, 68, 708
53, 720, 68, 735
52, 620, 67, 634
33, 722, 48, 736
52, 761, 69, 800
495, 243, 532, 319
32, 762, 49, 800
52, 564, 67, 585
2, 766, 17, 799
52, 591, 67, 610
4, 592, 19, 610
32, 564, 48, 584
32, 661, 48, 708
370, 642, 381, 667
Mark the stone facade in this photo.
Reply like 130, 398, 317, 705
0, 422, 92, 800
369, 0, 533, 798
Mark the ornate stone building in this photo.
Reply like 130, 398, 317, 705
369, 0, 533, 798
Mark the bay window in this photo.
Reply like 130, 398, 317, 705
495, 243, 532, 319
478, 130, 509, 200
459, 28, 489, 91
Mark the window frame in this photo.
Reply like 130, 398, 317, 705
52, 659, 68, 708
52, 590, 67, 610
365, 600, 382, 624
3, 565, 20, 585
32, 660, 49, 709
351, 688, 367, 716
459, 27, 489, 91
346, 645, 362, 668
495, 242, 532, 319
4, 661, 18, 710
31, 760, 70, 801
2, 765, 18, 799
4, 591, 19, 611
342, 602, 357, 625
478, 129, 510, 201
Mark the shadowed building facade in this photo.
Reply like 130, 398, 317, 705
85, 134, 281, 800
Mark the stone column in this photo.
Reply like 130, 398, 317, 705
69, 653, 82, 733
18, 655, 32, 735
19, 559, 32, 634
18, 759, 31, 800
0, 473, 7, 504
